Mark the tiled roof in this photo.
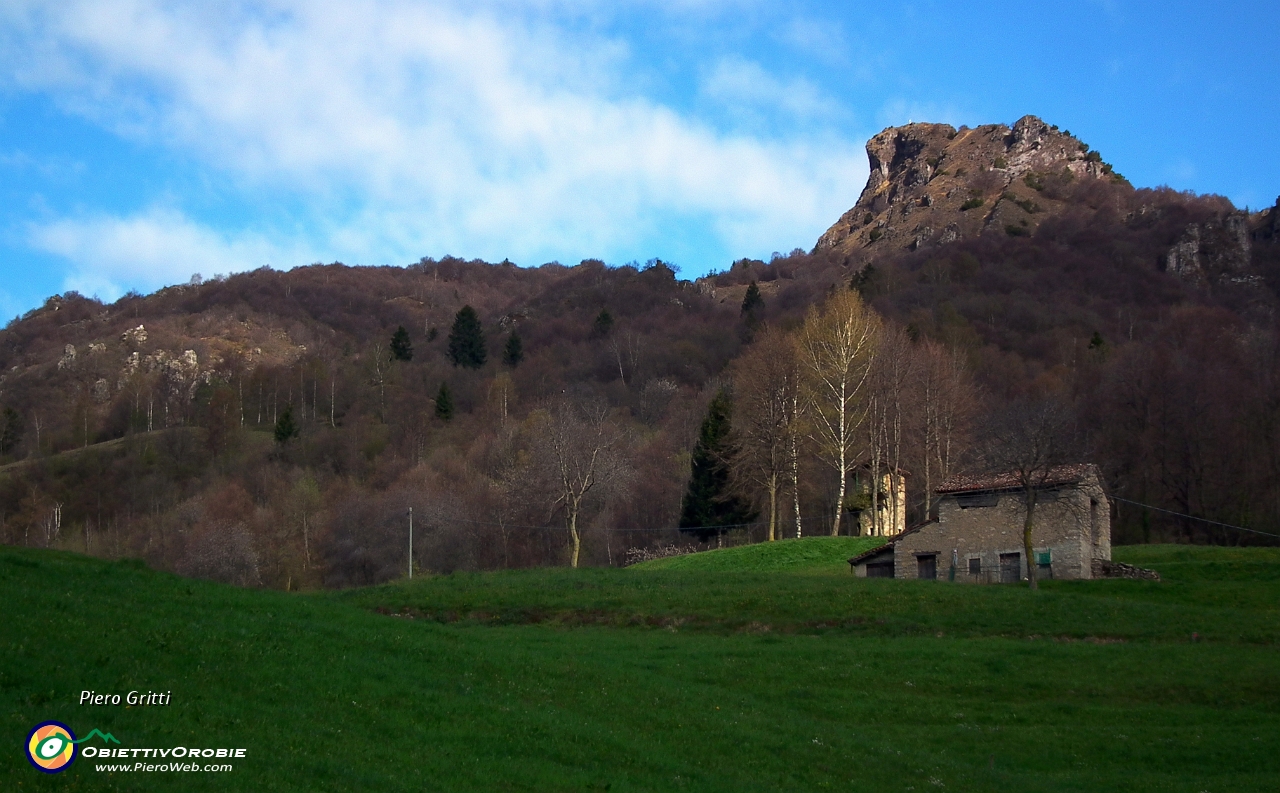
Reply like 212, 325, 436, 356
935, 463, 1097, 494
847, 520, 936, 565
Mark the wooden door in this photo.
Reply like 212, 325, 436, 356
999, 552, 1021, 583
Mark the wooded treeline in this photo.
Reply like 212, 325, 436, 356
1, 179, 1278, 586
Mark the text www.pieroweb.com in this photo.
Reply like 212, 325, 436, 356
85, 746, 243, 773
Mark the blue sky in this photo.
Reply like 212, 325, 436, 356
1, 1, 1277, 319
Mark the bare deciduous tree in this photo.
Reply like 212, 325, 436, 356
529, 395, 631, 567
797, 290, 881, 536
979, 396, 1081, 590
729, 327, 800, 541
917, 340, 975, 518
865, 326, 915, 536
289, 474, 323, 571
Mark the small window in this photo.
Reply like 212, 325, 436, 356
917, 554, 937, 580
967, 557, 981, 576
1035, 550, 1052, 581
956, 492, 999, 509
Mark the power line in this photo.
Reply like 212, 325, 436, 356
1110, 495, 1280, 540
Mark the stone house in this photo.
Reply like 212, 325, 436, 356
850, 464, 1112, 582
851, 467, 908, 537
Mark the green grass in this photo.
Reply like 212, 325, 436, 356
4, 542, 1280, 791
631, 535, 884, 573
340, 541, 1280, 643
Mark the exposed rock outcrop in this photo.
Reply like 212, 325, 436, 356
1092, 559, 1161, 581
1251, 196, 1280, 244
121, 325, 148, 346
1163, 211, 1256, 287
815, 115, 1123, 256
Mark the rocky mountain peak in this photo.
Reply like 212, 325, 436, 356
815, 115, 1122, 256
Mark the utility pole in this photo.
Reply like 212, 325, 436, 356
407, 506, 413, 580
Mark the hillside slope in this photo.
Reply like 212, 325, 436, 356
1, 116, 1278, 585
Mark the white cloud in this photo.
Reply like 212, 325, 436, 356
2, 1, 867, 276
700, 56, 838, 124
29, 208, 315, 300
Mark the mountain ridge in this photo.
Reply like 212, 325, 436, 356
1, 115, 1278, 584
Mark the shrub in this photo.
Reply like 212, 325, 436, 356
960, 197, 985, 211
1006, 194, 1041, 214
868, 228, 883, 242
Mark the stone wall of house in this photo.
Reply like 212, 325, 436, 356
895, 473, 1111, 582
853, 546, 896, 577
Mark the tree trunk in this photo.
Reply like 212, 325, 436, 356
868, 396, 883, 537
791, 426, 802, 539
831, 400, 846, 537
1023, 487, 1038, 591
766, 473, 778, 542
569, 509, 581, 568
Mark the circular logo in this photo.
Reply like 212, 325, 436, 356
26, 722, 76, 773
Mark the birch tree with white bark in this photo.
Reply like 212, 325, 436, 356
797, 290, 881, 536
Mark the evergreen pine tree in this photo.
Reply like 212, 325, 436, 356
502, 331, 524, 368
447, 305, 487, 368
591, 308, 614, 338
390, 325, 413, 361
678, 390, 757, 542
741, 281, 764, 316
851, 264, 879, 297
274, 404, 299, 444
0, 406, 23, 455
434, 382, 454, 422
1088, 331, 1108, 361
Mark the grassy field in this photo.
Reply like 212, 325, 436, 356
629, 536, 885, 573
4, 541, 1279, 791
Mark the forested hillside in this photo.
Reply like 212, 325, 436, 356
2, 117, 1278, 588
